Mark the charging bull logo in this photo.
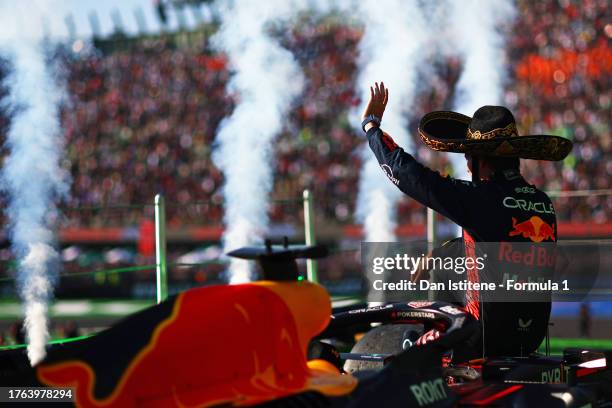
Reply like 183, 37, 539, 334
37, 282, 336, 407
508, 216, 555, 242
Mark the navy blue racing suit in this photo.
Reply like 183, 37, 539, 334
366, 127, 557, 359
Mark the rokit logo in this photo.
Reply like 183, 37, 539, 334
380, 164, 400, 185
409, 378, 447, 406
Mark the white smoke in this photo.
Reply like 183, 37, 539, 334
446, 0, 517, 180
212, 0, 304, 283
353, 0, 427, 242
0, 1, 69, 365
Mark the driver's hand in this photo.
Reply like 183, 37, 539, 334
361, 81, 389, 122
416, 329, 440, 345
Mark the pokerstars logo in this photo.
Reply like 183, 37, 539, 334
381, 164, 400, 185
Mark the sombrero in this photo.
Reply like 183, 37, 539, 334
418, 106, 573, 161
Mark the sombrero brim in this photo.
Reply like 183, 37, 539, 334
418, 111, 573, 161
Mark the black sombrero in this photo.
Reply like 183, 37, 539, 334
418, 106, 573, 161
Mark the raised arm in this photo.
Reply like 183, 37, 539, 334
361, 82, 477, 227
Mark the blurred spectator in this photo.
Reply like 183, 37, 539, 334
58, 320, 80, 339
9, 320, 24, 345
580, 302, 592, 338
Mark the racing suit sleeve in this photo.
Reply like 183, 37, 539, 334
366, 126, 476, 228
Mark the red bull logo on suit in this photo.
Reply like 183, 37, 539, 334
508, 216, 555, 243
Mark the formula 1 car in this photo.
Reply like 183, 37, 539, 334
0, 243, 609, 407
315, 300, 612, 407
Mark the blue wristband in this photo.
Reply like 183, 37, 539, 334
361, 115, 381, 133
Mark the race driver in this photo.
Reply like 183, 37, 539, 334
360, 82, 573, 360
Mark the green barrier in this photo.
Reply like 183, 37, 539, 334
0, 261, 227, 284
0, 264, 157, 283
538, 337, 612, 355
164, 198, 303, 208
59, 203, 154, 211
3, 335, 611, 354
0, 334, 94, 351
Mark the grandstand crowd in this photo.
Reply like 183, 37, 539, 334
3, 0, 611, 229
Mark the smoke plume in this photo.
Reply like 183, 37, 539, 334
354, 0, 427, 242
212, 0, 304, 283
0, 0, 69, 365
446, 0, 516, 180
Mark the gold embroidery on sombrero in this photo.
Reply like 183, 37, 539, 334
417, 107, 573, 160
467, 122, 518, 140
420, 132, 454, 152
420, 126, 571, 160
493, 141, 516, 155
420, 130, 469, 153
